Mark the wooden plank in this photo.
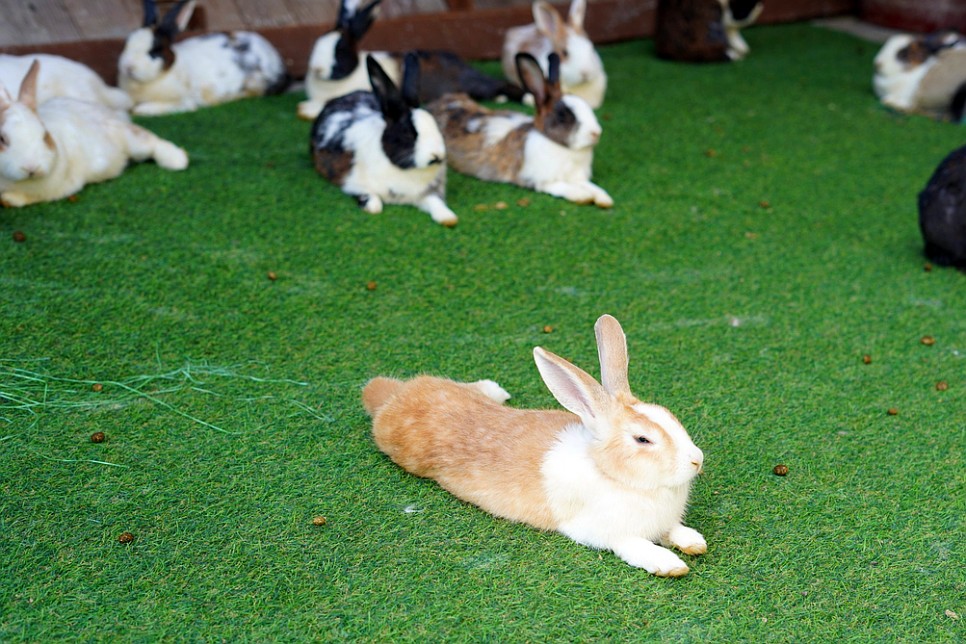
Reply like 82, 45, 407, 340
192, 0, 247, 31
0, 0, 81, 47
284, 0, 340, 25
62, 0, 141, 40
230, 0, 295, 28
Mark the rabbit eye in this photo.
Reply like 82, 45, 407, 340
635, 436, 651, 445
0, 134, 7, 148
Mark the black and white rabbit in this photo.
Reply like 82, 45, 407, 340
310, 53, 457, 226
118, 0, 289, 115
297, 0, 526, 120
428, 53, 612, 208
919, 145, 966, 268
655, 0, 763, 63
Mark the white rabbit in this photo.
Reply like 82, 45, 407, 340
363, 314, 706, 576
310, 53, 457, 226
0, 53, 132, 111
501, 0, 607, 108
118, 0, 289, 116
428, 53, 612, 209
298, 0, 527, 121
0, 61, 188, 207
873, 31, 966, 120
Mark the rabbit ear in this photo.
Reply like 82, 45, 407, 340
346, 0, 382, 40
400, 52, 421, 108
534, 347, 610, 426
17, 60, 40, 112
367, 55, 403, 121
595, 315, 630, 396
0, 83, 13, 109
142, 0, 158, 27
160, 0, 195, 36
515, 53, 547, 106
533, 1, 564, 40
568, 0, 587, 29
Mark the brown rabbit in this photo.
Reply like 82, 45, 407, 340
655, 0, 763, 62
363, 315, 706, 576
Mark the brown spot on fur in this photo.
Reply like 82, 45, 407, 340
428, 93, 531, 184
898, 41, 931, 67
313, 147, 353, 186
43, 130, 55, 151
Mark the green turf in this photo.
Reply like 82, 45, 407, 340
1, 23, 964, 641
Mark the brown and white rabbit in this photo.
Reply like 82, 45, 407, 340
655, 0, 763, 63
363, 314, 706, 576
873, 31, 966, 121
0, 53, 132, 112
428, 53, 612, 209
310, 53, 457, 226
118, 0, 289, 116
501, 0, 607, 108
0, 61, 188, 207
298, 0, 527, 121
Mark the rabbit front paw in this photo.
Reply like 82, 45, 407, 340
666, 524, 707, 556
613, 538, 690, 577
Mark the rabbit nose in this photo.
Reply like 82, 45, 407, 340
428, 154, 444, 166
689, 448, 704, 473
22, 164, 43, 178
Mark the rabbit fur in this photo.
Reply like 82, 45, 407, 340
118, 0, 288, 116
298, 0, 526, 121
364, 314, 706, 576
502, 0, 607, 108
0, 61, 188, 207
0, 53, 132, 112
310, 54, 457, 226
654, 0, 763, 63
873, 31, 966, 121
428, 53, 612, 209
919, 144, 966, 268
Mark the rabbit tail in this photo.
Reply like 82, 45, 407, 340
362, 377, 404, 416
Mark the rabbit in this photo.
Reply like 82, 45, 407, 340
873, 31, 966, 121
363, 314, 707, 577
309, 53, 457, 226
919, 144, 966, 268
427, 52, 612, 209
297, 0, 526, 121
654, 0, 764, 63
0, 53, 132, 112
118, 0, 289, 116
0, 61, 188, 207
501, 0, 607, 108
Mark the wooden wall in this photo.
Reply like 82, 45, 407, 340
0, 0, 857, 85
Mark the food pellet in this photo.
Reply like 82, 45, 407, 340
773, 464, 789, 476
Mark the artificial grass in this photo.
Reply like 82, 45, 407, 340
1, 22, 963, 641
